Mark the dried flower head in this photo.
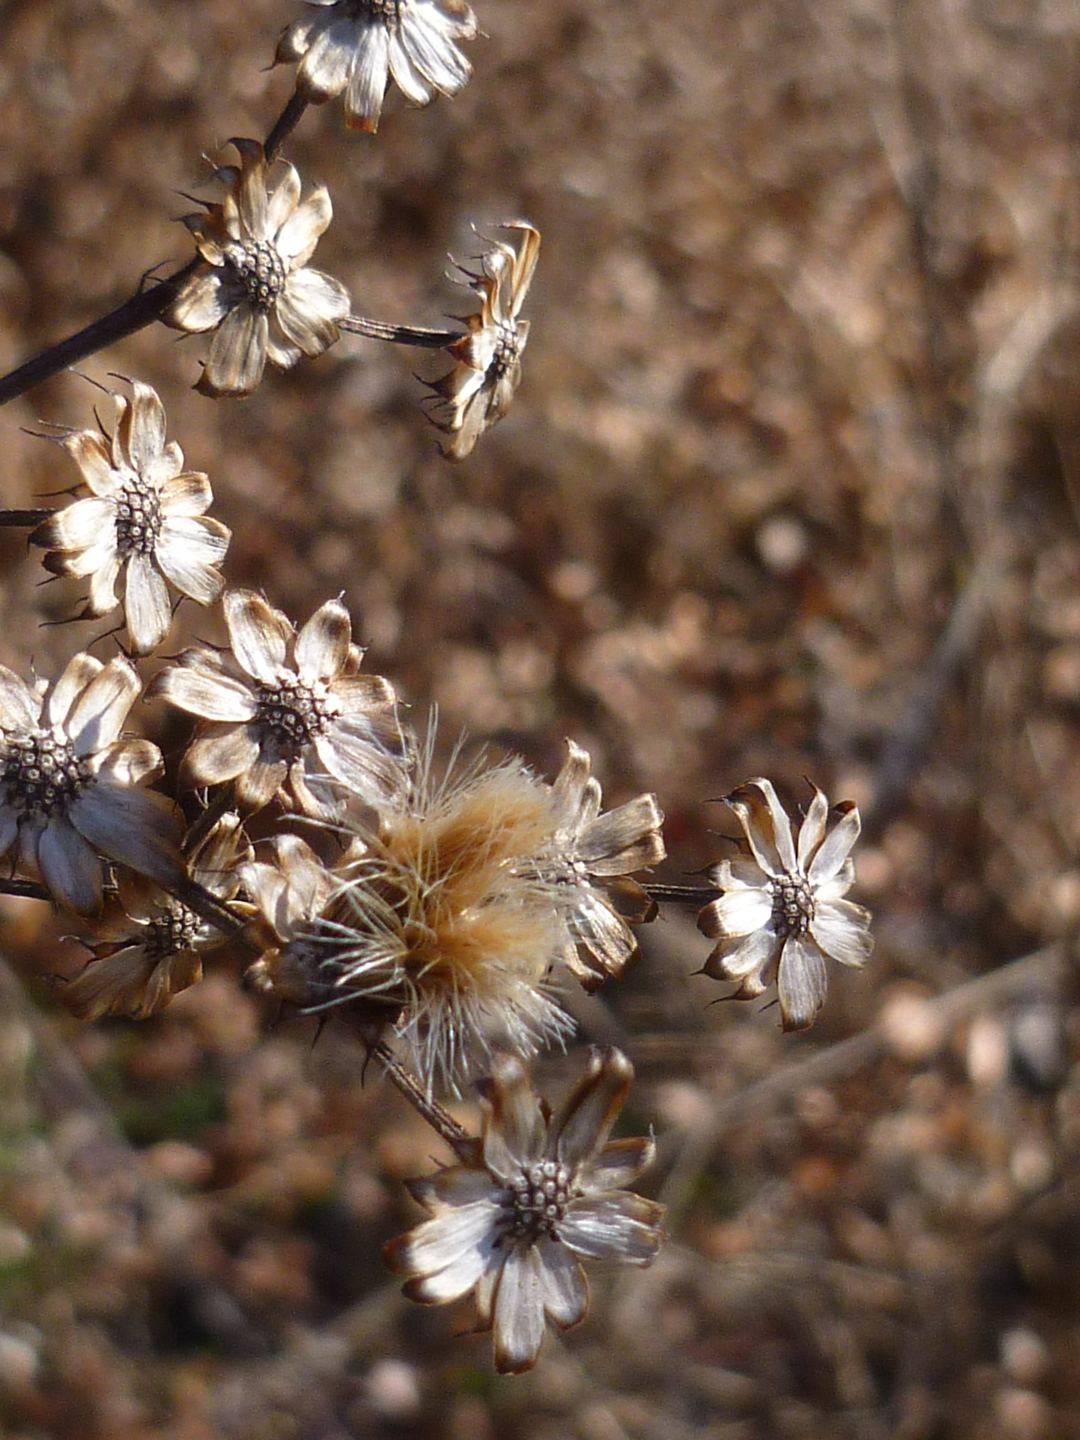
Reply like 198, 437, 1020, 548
165, 139, 350, 398
542, 740, 665, 992
152, 589, 410, 816
426, 221, 539, 461
384, 1048, 665, 1374
697, 778, 873, 1031
242, 756, 577, 1092
0, 654, 183, 913
30, 380, 230, 656
277, 0, 477, 134
60, 813, 251, 1020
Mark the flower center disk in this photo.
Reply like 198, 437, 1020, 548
145, 904, 201, 959
115, 479, 162, 557
230, 240, 288, 311
254, 680, 328, 758
771, 874, 814, 938
506, 1161, 573, 1242
1, 730, 90, 817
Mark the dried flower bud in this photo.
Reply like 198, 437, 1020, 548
30, 379, 230, 656
425, 221, 539, 461
60, 814, 251, 1020
384, 1048, 665, 1374
697, 778, 873, 1030
165, 139, 350, 398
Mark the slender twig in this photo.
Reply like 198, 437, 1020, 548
373, 1040, 472, 1150
0, 877, 51, 903
0, 261, 200, 409
644, 882, 720, 907
264, 92, 310, 164
0, 509, 56, 528
340, 316, 462, 347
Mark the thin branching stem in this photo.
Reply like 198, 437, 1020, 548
340, 316, 463, 347
0, 92, 311, 410
373, 1041, 472, 1151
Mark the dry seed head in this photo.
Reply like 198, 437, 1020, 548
311, 758, 575, 1091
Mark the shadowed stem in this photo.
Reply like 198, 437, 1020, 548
644, 882, 721, 906
373, 1040, 472, 1150
0, 91, 311, 410
340, 316, 463, 348
0, 509, 55, 527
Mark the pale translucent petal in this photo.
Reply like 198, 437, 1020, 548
234, 138, 269, 239
579, 794, 665, 874
275, 187, 333, 267
125, 381, 167, 473
482, 1055, 546, 1180
144, 440, 185, 491
47, 653, 103, 729
62, 430, 121, 496
266, 161, 302, 236
550, 740, 598, 831
387, 30, 436, 104
558, 1193, 664, 1263
33, 496, 114, 554
185, 727, 260, 784
264, 321, 303, 371
584, 1136, 657, 1192
549, 1047, 632, 1170
65, 657, 139, 755
701, 885, 772, 939
53, 537, 119, 580
224, 589, 292, 685
156, 517, 230, 604
404, 1232, 496, 1305
124, 552, 172, 656
536, 1238, 587, 1329
493, 1245, 546, 1375
160, 471, 213, 517
85, 555, 122, 617
344, 23, 391, 129
811, 899, 873, 968
156, 665, 255, 722
316, 725, 407, 807
0, 664, 43, 731
400, 3, 472, 92
297, 18, 360, 102
700, 924, 778, 989
167, 266, 237, 333
275, 269, 349, 355
200, 306, 268, 398
93, 738, 163, 787
296, 598, 351, 685
728, 778, 796, 878
236, 757, 288, 810
807, 805, 861, 885
70, 784, 184, 889
566, 887, 637, 987
38, 817, 103, 914
777, 935, 828, 1031
797, 786, 829, 869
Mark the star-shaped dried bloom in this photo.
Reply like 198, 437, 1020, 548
60, 813, 251, 1020
151, 589, 410, 816
0, 654, 183, 913
541, 740, 665, 992
241, 758, 576, 1093
277, 0, 477, 134
697, 778, 873, 1031
426, 221, 539, 461
165, 139, 350, 398
384, 1048, 664, 1374
30, 381, 230, 656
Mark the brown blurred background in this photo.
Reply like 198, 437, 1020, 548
2, 0, 1080, 1435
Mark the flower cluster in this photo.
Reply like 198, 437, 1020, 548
0, 0, 881, 1382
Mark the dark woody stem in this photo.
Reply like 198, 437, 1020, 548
373, 1040, 472, 1150
0, 509, 56, 528
644, 882, 722, 906
340, 316, 463, 348
0, 877, 51, 902
264, 92, 310, 165
0, 92, 310, 410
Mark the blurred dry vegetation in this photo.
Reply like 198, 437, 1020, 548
2, 0, 1080, 1435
